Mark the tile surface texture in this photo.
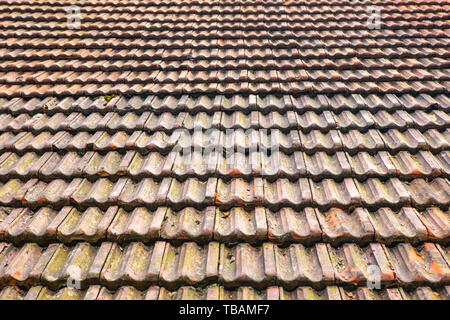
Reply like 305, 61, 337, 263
0, 0, 449, 300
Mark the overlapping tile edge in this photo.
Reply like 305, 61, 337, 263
1, 284, 449, 301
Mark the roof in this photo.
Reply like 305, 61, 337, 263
0, 0, 449, 300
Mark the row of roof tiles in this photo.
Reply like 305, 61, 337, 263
0, 205, 447, 246
3, 12, 449, 23
2, 69, 449, 86
4, 28, 449, 41
1, 109, 448, 134
1, 81, 447, 97
0, 150, 448, 181
1, 128, 448, 154
1, 0, 446, 6
2, 37, 447, 50
1, 45, 449, 60
2, 61, 448, 75
1, 2, 447, 11
1, 284, 449, 301
1, 0, 446, 5
2, 94, 447, 116
0, 240, 448, 290
0, 177, 448, 210
3, 19, 450, 31
4, 28, 448, 48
